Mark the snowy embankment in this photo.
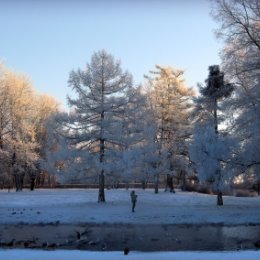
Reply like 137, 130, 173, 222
0, 189, 260, 225
0, 249, 260, 260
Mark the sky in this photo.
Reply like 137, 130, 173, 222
0, 0, 222, 110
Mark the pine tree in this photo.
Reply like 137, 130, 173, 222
66, 50, 133, 202
190, 65, 233, 205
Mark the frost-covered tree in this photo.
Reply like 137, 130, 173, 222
28, 94, 59, 190
190, 65, 234, 205
145, 65, 194, 193
33, 95, 59, 153
66, 50, 133, 202
118, 86, 158, 187
0, 64, 59, 191
212, 0, 260, 186
40, 111, 82, 185
189, 107, 237, 199
0, 65, 39, 191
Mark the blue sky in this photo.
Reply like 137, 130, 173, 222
0, 0, 221, 109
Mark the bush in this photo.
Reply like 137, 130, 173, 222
183, 183, 197, 192
182, 183, 213, 194
234, 189, 257, 197
197, 184, 212, 194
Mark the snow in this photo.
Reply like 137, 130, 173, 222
0, 249, 259, 260
0, 188, 260, 225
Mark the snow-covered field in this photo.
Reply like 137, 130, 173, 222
0, 188, 260, 225
0, 249, 260, 260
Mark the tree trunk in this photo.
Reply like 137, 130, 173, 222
41, 173, 46, 186
20, 174, 24, 191
98, 69, 106, 203
98, 170, 105, 202
214, 100, 223, 206
98, 134, 106, 202
0, 135, 3, 149
216, 168, 223, 205
30, 177, 35, 191
48, 174, 52, 188
154, 174, 159, 194
165, 174, 175, 193
181, 170, 186, 191
214, 98, 218, 134
14, 174, 24, 192
7, 175, 12, 192
14, 175, 20, 191
217, 191, 223, 206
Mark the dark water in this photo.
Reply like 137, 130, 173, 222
161, 224, 260, 251
99, 223, 260, 251
1, 223, 260, 251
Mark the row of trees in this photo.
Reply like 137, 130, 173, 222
0, 64, 58, 191
42, 52, 196, 202
46, 0, 259, 205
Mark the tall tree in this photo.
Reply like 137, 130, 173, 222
28, 94, 59, 190
0, 63, 59, 191
0, 65, 38, 191
145, 65, 194, 193
212, 0, 260, 185
190, 65, 234, 205
66, 50, 133, 202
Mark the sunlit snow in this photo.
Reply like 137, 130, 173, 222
0, 189, 260, 225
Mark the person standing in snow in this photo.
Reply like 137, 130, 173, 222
130, 190, 138, 212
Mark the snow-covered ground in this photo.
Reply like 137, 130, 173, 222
0, 249, 259, 260
0, 188, 260, 225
